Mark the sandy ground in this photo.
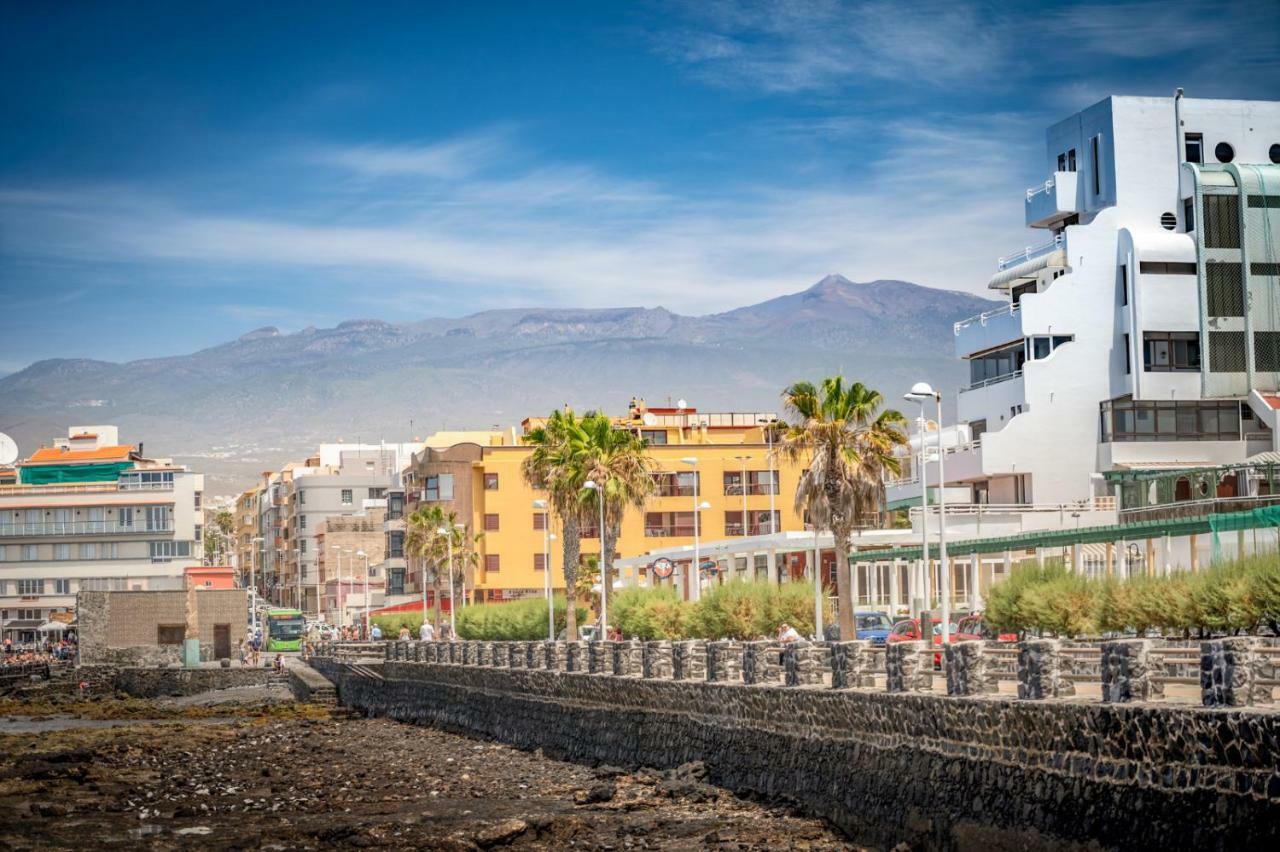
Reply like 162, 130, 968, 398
0, 691, 859, 850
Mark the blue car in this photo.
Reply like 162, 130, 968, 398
854, 611, 894, 645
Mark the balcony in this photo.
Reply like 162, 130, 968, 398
723, 483, 780, 497
953, 303, 1022, 358
957, 371, 1025, 424
997, 234, 1063, 272
1024, 171, 1080, 228
0, 521, 173, 537
645, 525, 695, 538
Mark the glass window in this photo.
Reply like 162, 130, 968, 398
340, 489, 353, 505
639, 429, 667, 445
485, 554, 500, 572
484, 473, 499, 490
22, 545, 38, 561
484, 513, 500, 531
1176, 407, 1197, 436
1199, 407, 1219, 435
1184, 133, 1203, 164
54, 544, 71, 560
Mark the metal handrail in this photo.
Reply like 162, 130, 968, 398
0, 521, 174, 537
954, 302, 1021, 335
959, 370, 1023, 394
997, 234, 1063, 270
1025, 177, 1055, 201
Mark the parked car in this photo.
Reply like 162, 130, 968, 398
854, 611, 894, 645
955, 614, 1017, 642
887, 617, 961, 666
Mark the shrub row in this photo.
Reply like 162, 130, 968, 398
985, 553, 1280, 638
373, 597, 586, 640
610, 580, 832, 640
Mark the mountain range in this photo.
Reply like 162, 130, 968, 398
0, 275, 998, 494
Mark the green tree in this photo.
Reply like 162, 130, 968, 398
522, 409, 587, 638
570, 412, 654, 611
779, 377, 906, 639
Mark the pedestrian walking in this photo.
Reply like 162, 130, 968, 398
370, 624, 383, 641
420, 621, 434, 642
398, 624, 411, 641
777, 622, 801, 643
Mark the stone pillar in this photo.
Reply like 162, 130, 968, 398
1101, 639, 1163, 703
642, 641, 673, 679
885, 640, 931, 693
1017, 639, 1073, 699
543, 641, 564, 671
830, 640, 874, 689
741, 641, 781, 685
890, 559, 901, 613
524, 641, 538, 669
707, 640, 743, 682
766, 549, 779, 584
458, 641, 472, 665
565, 641, 585, 673
1189, 533, 1199, 573
944, 640, 996, 696
408, 642, 421, 662
1201, 637, 1272, 707
449, 642, 461, 665
475, 641, 490, 666
783, 641, 826, 687
587, 641, 608, 674
507, 642, 523, 668
672, 640, 706, 680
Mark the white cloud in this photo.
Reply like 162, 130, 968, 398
0, 126, 1025, 316
310, 127, 514, 179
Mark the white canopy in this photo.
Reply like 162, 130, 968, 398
37, 621, 67, 633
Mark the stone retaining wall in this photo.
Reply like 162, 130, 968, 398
84, 665, 274, 698
311, 656, 1279, 851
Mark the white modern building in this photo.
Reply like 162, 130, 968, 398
0, 426, 204, 643
891, 94, 1280, 511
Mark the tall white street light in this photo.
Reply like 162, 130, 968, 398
436, 526, 457, 637
582, 481, 608, 635
758, 419, 778, 534
905, 382, 950, 645
329, 545, 343, 628
903, 390, 930, 619
534, 500, 554, 640
733, 454, 752, 537
356, 549, 369, 638
679, 457, 702, 602
249, 536, 263, 634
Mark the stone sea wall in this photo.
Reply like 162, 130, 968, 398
311, 656, 1279, 852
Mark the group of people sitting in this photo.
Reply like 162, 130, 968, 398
1, 637, 75, 665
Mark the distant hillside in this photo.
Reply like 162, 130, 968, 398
0, 275, 998, 493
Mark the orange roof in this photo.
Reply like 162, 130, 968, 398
1262, 395, 1280, 410
23, 445, 134, 464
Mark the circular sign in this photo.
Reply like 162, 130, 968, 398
651, 557, 674, 579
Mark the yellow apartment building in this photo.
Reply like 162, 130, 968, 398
402, 404, 813, 604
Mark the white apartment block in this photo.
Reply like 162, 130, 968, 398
891, 94, 1280, 513
0, 426, 203, 643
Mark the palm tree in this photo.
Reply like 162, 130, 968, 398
522, 409, 586, 638
780, 377, 907, 639
405, 504, 466, 631
571, 412, 654, 610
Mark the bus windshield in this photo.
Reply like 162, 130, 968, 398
269, 615, 306, 639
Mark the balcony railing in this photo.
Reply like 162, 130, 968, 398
953, 302, 1020, 335
997, 233, 1063, 270
723, 483, 780, 496
1025, 177, 1056, 201
0, 521, 174, 537
645, 525, 695, 538
652, 485, 696, 498
909, 497, 1116, 520
959, 370, 1022, 394
116, 480, 176, 492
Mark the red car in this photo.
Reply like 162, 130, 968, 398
955, 614, 1017, 643
887, 617, 960, 667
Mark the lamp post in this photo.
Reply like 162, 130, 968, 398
534, 499, 553, 640
356, 549, 369, 638
758, 418, 778, 534
733, 454, 751, 537
905, 382, 950, 645
679, 457, 701, 602
436, 526, 459, 637
903, 393, 929, 619
582, 481, 608, 636
249, 536, 263, 634
329, 546, 343, 628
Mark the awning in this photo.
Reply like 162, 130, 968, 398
3, 620, 44, 631
987, 248, 1066, 289
37, 621, 67, 633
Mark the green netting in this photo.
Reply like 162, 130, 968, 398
852, 504, 1280, 564
19, 462, 134, 484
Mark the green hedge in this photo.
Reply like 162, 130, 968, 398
455, 596, 586, 640
610, 580, 831, 640
985, 552, 1280, 638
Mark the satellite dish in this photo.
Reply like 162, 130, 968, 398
676, 398, 687, 409
0, 433, 17, 466
642, 412, 657, 426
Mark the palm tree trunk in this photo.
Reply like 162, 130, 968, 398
834, 528, 856, 640
561, 513, 581, 639
603, 520, 621, 610
432, 562, 442, 633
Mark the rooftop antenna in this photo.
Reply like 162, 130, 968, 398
0, 432, 18, 466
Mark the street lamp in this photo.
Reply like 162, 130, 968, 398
249, 536, 263, 634
758, 418, 778, 534
582, 481, 608, 636
905, 382, 950, 645
679, 457, 702, 602
436, 526, 458, 637
329, 545, 343, 628
733, 454, 752, 537
356, 549, 369, 638
534, 499, 554, 641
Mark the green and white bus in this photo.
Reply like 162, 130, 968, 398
265, 608, 306, 652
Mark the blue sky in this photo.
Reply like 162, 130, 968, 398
2, 0, 1277, 373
